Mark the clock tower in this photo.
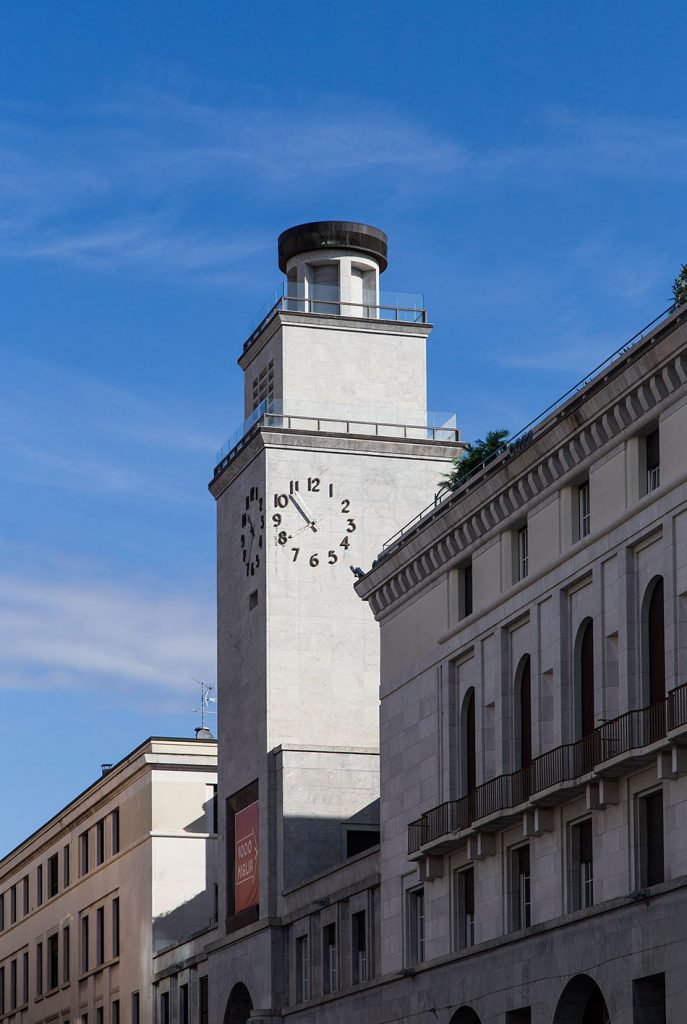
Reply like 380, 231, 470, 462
208, 222, 461, 1012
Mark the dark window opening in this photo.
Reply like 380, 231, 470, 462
352, 911, 368, 984
647, 579, 665, 706
632, 972, 666, 1024
346, 829, 379, 857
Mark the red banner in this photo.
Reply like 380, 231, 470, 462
234, 800, 259, 913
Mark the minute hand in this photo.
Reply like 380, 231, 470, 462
289, 493, 317, 531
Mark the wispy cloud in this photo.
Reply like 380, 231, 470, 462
0, 574, 215, 699
0, 348, 225, 500
2, 91, 687, 282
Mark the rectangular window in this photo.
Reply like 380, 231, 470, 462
112, 897, 120, 957
455, 866, 475, 948
81, 914, 89, 974
37, 941, 43, 995
352, 910, 368, 984
646, 429, 660, 493
112, 808, 120, 855
199, 977, 208, 1024
251, 359, 274, 410
22, 875, 29, 916
0, 965, 4, 1014
48, 932, 59, 990
632, 972, 666, 1024
112, 999, 120, 1024
96, 906, 105, 965
578, 481, 591, 539
571, 819, 594, 910
63, 924, 70, 983
10, 884, 16, 924
10, 959, 16, 1010
37, 864, 43, 906
323, 923, 337, 994
80, 832, 89, 876
460, 563, 473, 618
296, 935, 310, 1002
96, 1006, 104, 1024
160, 992, 170, 1024
639, 790, 664, 887
63, 844, 70, 888
211, 786, 218, 834
132, 992, 140, 1024
179, 983, 189, 1024
408, 888, 425, 964
96, 820, 105, 866
48, 853, 59, 898
0, 891, 4, 930
513, 845, 531, 929
22, 950, 28, 1005
517, 526, 529, 581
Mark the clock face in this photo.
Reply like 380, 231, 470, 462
239, 486, 264, 578
270, 476, 356, 568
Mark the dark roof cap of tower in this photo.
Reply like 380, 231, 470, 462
278, 221, 388, 273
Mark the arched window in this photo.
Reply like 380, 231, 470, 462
553, 974, 610, 1024
223, 983, 253, 1024
516, 656, 532, 770
577, 620, 595, 739
449, 1008, 481, 1024
461, 688, 476, 796
645, 577, 665, 706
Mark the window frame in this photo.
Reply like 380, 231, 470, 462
295, 933, 310, 1002
407, 886, 425, 965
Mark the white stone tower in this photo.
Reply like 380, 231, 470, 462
207, 221, 460, 1016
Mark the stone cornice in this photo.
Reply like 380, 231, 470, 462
357, 307, 687, 620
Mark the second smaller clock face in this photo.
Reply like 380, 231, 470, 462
240, 486, 264, 578
270, 477, 356, 568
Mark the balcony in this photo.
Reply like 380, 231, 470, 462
408, 682, 687, 856
243, 282, 427, 353
214, 400, 458, 478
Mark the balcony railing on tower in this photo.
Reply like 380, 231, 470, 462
244, 283, 427, 353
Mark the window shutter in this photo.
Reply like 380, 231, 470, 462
645, 792, 664, 886
199, 976, 209, 1024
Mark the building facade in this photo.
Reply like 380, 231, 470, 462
0, 737, 217, 1024
5, 223, 687, 1024
195, 226, 687, 1023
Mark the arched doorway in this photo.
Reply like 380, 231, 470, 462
553, 974, 610, 1024
223, 982, 253, 1024
449, 1007, 481, 1024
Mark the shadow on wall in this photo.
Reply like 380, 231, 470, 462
153, 790, 219, 953
282, 799, 380, 890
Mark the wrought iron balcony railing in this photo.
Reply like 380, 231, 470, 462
408, 682, 687, 856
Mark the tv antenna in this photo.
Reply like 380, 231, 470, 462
191, 678, 217, 731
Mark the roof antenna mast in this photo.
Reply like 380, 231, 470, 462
191, 678, 217, 736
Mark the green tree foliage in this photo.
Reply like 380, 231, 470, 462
673, 264, 687, 306
443, 429, 511, 490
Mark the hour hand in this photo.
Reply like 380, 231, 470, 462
289, 493, 317, 531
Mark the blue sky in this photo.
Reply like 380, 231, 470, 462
2, 0, 687, 853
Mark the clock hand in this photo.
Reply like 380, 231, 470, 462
246, 512, 255, 536
289, 519, 320, 539
289, 493, 317, 531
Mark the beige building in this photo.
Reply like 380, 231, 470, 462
0, 736, 217, 1024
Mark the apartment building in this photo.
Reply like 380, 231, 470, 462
0, 736, 217, 1024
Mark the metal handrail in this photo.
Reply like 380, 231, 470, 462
408, 683, 687, 855
243, 293, 428, 353
213, 410, 459, 478
387, 303, 679, 556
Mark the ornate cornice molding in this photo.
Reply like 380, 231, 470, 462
363, 316, 687, 620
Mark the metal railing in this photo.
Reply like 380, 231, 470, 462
383, 303, 679, 557
243, 284, 427, 353
408, 682, 687, 855
213, 400, 459, 477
